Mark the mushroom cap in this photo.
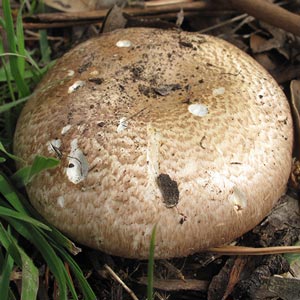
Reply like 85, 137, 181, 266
14, 28, 293, 259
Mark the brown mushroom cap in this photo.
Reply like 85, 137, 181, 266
14, 28, 293, 259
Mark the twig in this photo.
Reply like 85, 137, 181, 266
23, 21, 101, 29
144, 0, 192, 7
199, 13, 249, 33
208, 245, 300, 255
160, 260, 186, 281
23, 1, 219, 23
138, 277, 209, 291
217, 0, 300, 36
104, 264, 139, 300
25, 29, 65, 41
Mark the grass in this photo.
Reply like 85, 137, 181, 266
0, 1, 97, 299
0, 1, 156, 299
0, 146, 98, 300
147, 225, 156, 300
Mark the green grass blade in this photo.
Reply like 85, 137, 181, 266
0, 141, 25, 163
2, 0, 30, 97
0, 172, 29, 213
0, 223, 22, 266
0, 169, 80, 255
0, 53, 42, 74
0, 16, 5, 28
0, 35, 15, 140
8, 288, 17, 300
0, 171, 81, 299
6, 218, 69, 300
10, 189, 81, 255
28, 155, 60, 180
0, 205, 50, 230
39, 30, 51, 64
0, 252, 14, 300
42, 225, 81, 255
11, 155, 60, 188
0, 60, 16, 102
0, 223, 39, 300
18, 245, 39, 300
16, 1, 26, 78
10, 167, 31, 188
61, 266, 78, 300
0, 96, 28, 113
55, 246, 97, 300
147, 225, 157, 300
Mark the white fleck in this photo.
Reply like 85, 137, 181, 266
116, 40, 132, 48
65, 139, 89, 184
212, 87, 225, 96
77, 124, 87, 134
67, 70, 75, 77
68, 80, 85, 94
89, 70, 99, 76
147, 125, 161, 180
117, 117, 128, 133
57, 196, 65, 208
188, 103, 208, 117
228, 186, 247, 212
278, 115, 287, 122
47, 139, 61, 154
61, 124, 72, 135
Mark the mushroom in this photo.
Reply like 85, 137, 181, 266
13, 28, 293, 259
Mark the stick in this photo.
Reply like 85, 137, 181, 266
23, 1, 219, 23
220, 0, 300, 36
208, 245, 300, 256
104, 264, 139, 300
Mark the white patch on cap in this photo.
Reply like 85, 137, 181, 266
146, 125, 161, 181
228, 186, 247, 212
117, 117, 128, 133
89, 70, 99, 76
47, 139, 61, 154
144, 125, 163, 202
57, 196, 65, 208
277, 115, 288, 122
212, 87, 225, 96
61, 124, 72, 135
66, 139, 89, 184
68, 81, 85, 94
188, 104, 208, 117
116, 40, 132, 48
67, 70, 75, 77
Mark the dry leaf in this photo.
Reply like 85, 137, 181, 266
259, 22, 290, 59
250, 33, 283, 53
250, 34, 268, 53
253, 53, 277, 71
221, 257, 248, 300
101, 5, 127, 33
176, 8, 184, 27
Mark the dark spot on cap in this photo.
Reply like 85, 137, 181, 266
88, 77, 104, 85
156, 173, 179, 208
179, 40, 194, 48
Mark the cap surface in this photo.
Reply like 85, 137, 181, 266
14, 28, 293, 258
